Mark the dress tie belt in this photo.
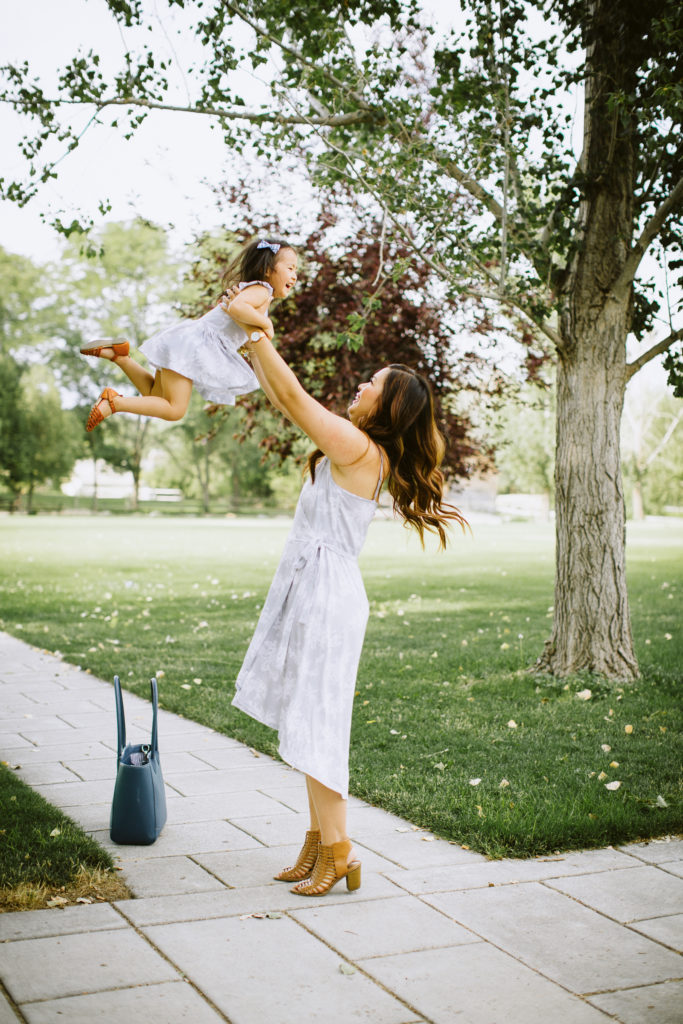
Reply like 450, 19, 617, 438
291, 535, 355, 571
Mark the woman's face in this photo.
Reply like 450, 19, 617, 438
348, 367, 390, 424
266, 248, 298, 298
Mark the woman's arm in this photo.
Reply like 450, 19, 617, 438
246, 334, 370, 466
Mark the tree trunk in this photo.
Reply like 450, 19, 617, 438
632, 480, 645, 521
536, 302, 638, 679
536, 0, 641, 680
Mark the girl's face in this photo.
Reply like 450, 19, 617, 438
266, 247, 298, 298
348, 368, 390, 424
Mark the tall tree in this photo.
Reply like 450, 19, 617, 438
1, 0, 681, 678
0, 360, 81, 508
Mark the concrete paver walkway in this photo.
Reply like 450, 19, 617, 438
0, 631, 681, 1023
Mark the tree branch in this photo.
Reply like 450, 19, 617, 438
644, 408, 683, 469
626, 327, 683, 380
0, 93, 375, 127
617, 175, 683, 292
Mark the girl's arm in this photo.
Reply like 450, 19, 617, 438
246, 334, 370, 466
225, 286, 274, 337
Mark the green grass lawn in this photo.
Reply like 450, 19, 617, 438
0, 513, 681, 859
0, 763, 130, 910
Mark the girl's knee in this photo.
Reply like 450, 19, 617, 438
164, 404, 186, 422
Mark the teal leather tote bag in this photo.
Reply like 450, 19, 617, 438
110, 675, 167, 845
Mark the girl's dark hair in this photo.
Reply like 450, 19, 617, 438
221, 237, 295, 290
308, 364, 467, 548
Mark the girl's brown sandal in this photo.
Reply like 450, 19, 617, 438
86, 388, 121, 432
80, 339, 130, 360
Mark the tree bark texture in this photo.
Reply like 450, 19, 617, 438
536, 0, 641, 679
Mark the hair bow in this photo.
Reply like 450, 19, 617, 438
257, 240, 281, 254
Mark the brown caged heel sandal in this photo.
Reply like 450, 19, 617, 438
274, 829, 320, 882
291, 838, 361, 897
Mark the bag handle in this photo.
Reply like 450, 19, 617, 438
149, 677, 160, 755
114, 674, 127, 759
114, 675, 160, 758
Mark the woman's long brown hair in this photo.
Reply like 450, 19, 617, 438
308, 364, 467, 548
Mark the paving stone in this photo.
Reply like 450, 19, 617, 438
660, 861, 683, 879
0, 928, 178, 1003
0, 716, 72, 734
425, 883, 683, 994
118, 875, 403, 928
160, 751, 220, 775
618, 838, 683, 864
358, 944, 611, 1024
630, 913, 683, 952
291, 894, 478, 959
349, 805, 429, 836
92, 819, 262, 860
386, 846, 638, 895
59, 756, 114, 781
195, 844, 316, 888
32, 779, 115, 807
14, 763, 82, 786
191, 745, 284, 770
228, 811, 321, 846
12, 727, 107, 748
0, 735, 33, 750
588, 981, 683, 1024
117, 855, 226, 898
19, 981, 225, 1024
547, 864, 683, 922
56, 711, 119, 730
168, 763, 298, 795
255, 784, 314, 812
67, 802, 113, 832
44, 741, 112, 762
358, 831, 484, 870
165, 789, 294, 822
149, 730, 243, 754
0, 903, 126, 942
0, 990, 19, 1024
144, 915, 418, 1023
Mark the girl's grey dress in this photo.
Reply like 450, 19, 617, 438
139, 281, 264, 404
232, 454, 383, 798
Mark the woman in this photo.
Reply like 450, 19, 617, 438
231, 323, 466, 897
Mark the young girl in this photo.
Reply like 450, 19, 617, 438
82, 237, 298, 431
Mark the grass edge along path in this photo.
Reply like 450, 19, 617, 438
0, 515, 681, 861
0, 763, 132, 913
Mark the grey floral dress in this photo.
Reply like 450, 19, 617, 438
232, 454, 383, 797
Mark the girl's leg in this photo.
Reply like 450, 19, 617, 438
97, 368, 193, 423
113, 354, 157, 396
82, 341, 157, 396
306, 775, 356, 866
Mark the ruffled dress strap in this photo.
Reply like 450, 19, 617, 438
238, 280, 273, 295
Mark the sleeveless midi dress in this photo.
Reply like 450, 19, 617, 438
232, 454, 383, 798
138, 281, 264, 404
